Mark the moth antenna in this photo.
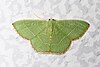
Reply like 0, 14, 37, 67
33, 13, 45, 20
50, 17, 52, 20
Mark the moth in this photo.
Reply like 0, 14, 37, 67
12, 19, 90, 54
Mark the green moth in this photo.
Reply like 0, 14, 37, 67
12, 19, 90, 54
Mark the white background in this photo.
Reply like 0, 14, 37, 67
0, 0, 100, 67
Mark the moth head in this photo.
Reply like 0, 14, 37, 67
48, 18, 56, 21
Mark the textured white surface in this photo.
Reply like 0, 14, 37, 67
0, 0, 100, 67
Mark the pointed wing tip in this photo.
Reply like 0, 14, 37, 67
82, 20, 90, 29
12, 23, 14, 26
88, 23, 90, 27
86, 21, 90, 30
